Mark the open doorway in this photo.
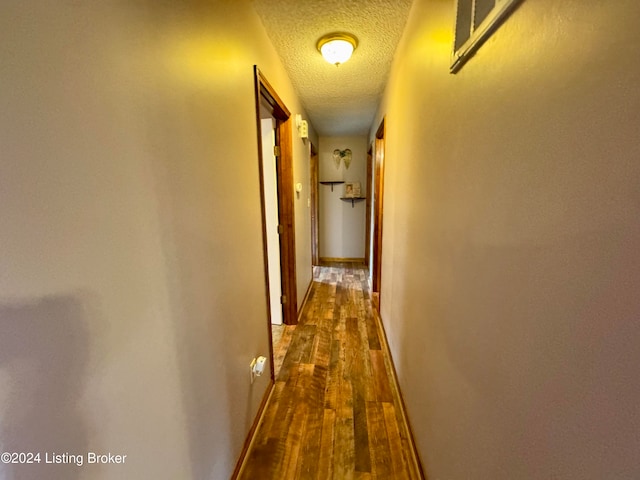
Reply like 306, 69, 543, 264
365, 146, 373, 267
254, 67, 298, 380
371, 119, 385, 311
310, 145, 319, 266
259, 109, 283, 327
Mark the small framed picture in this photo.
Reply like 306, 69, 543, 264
344, 182, 361, 198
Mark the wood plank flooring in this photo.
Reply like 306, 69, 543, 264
239, 264, 423, 480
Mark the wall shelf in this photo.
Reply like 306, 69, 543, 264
340, 197, 366, 208
319, 180, 345, 192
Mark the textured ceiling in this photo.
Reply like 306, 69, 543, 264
252, 0, 414, 137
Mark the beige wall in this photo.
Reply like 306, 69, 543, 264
373, 0, 640, 478
294, 130, 316, 307
319, 136, 369, 259
0, 1, 313, 478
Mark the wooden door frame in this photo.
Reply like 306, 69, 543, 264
254, 66, 298, 327
372, 119, 386, 307
310, 143, 319, 266
365, 146, 373, 267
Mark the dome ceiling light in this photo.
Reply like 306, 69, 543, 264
317, 32, 358, 66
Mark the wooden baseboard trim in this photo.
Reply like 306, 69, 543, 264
371, 307, 427, 479
230, 379, 275, 479
318, 257, 365, 263
371, 291, 380, 313
297, 278, 314, 323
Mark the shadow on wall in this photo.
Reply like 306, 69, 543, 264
0, 295, 90, 480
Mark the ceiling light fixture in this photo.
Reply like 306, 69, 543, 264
317, 32, 358, 66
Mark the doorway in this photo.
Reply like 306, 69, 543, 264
259, 112, 283, 326
310, 145, 319, 266
371, 119, 385, 311
254, 67, 298, 379
365, 146, 373, 267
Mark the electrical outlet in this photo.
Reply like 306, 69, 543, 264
249, 356, 267, 384
250, 357, 257, 384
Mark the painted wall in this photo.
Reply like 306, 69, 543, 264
373, 0, 640, 478
318, 136, 368, 259
293, 131, 316, 307
0, 1, 314, 478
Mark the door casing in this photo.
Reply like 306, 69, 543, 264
254, 66, 298, 335
310, 145, 319, 265
372, 119, 386, 310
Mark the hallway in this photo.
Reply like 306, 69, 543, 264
3, 1, 640, 478
238, 264, 423, 479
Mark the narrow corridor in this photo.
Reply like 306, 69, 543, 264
238, 264, 423, 479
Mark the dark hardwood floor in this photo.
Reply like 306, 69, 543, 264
239, 264, 423, 479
